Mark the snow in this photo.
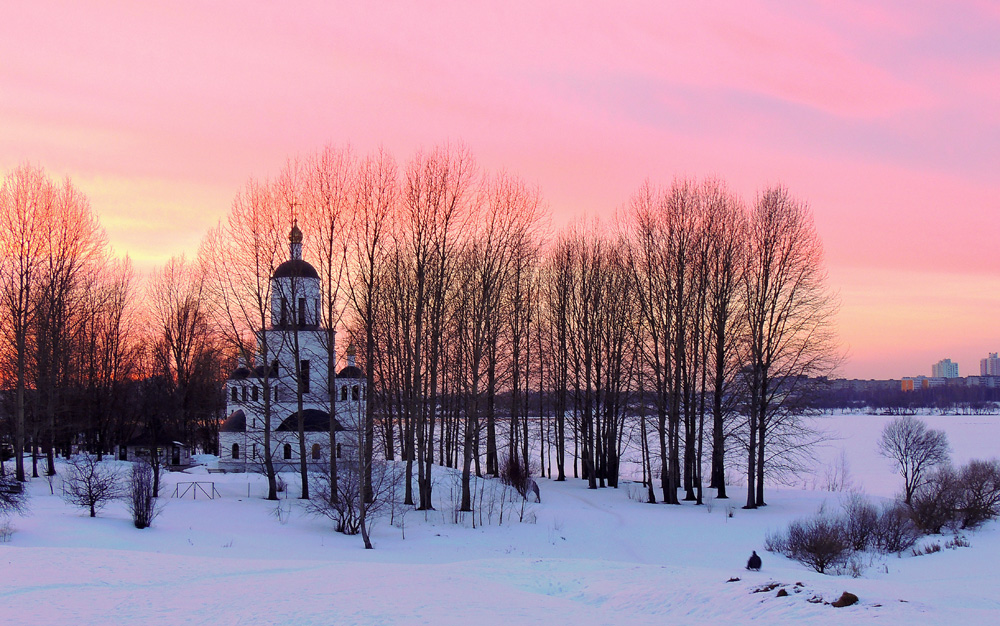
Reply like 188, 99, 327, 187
2, 413, 1000, 625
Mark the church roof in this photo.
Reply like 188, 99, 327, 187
229, 366, 252, 380
220, 409, 247, 433
273, 259, 319, 279
337, 365, 364, 379
276, 409, 345, 432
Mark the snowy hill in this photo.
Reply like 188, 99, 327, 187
2, 412, 999, 625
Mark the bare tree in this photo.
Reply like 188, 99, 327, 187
125, 460, 165, 529
63, 454, 123, 517
740, 185, 839, 509
0, 164, 52, 482
877, 415, 950, 504
302, 145, 356, 505
200, 178, 291, 500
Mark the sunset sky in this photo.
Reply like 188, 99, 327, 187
2, 1, 998, 380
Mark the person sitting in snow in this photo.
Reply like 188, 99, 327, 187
746, 551, 761, 571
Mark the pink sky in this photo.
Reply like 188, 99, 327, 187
2, 1, 998, 379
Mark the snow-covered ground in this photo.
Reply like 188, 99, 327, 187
3, 413, 999, 625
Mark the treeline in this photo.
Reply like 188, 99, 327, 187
2, 145, 838, 513
814, 383, 1000, 415
0, 165, 227, 483
192, 144, 838, 511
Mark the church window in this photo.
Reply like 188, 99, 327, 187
252, 386, 258, 401
242, 386, 247, 402
284, 443, 292, 460
312, 444, 321, 460
231, 387, 237, 402
336, 443, 342, 459
271, 360, 279, 377
232, 443, 240, 460
298, 297, 307, 326
274, 387, 279, 402
252, 444, 258, 460
352, 385, 359, 401
341, 385, 348, 402
299, 360, 310, 394
280, 297, 288, 326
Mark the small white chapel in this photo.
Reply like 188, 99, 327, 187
218, 223, 364, 472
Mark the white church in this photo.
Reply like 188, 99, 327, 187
218, 223, 364, 472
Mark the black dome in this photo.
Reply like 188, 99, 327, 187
273, 259, 319, 279
220, 409, 247, 433
337, 365, 364, 379
276, 409, 344, 432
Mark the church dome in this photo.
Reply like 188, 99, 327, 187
276, 409, 345, 432
337, 365, 364, 379
220, 409, 247, 433
272, 259, 319, 279
229, 366, 252, 380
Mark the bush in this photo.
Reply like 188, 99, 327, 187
910, 466, 961, 534
125, 461, 164, 529
499, 454, 532, 499
956, 459, 1000, 529
0, 476, 28, 517
305, 461, 401, 536
873, 502, 920, 553
842, 493, 878, 552
63, 454, 124, 518
768, 511, 853, 574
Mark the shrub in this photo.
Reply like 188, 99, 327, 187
910, 466, 961, 534
0, 476, 28, 517
499, 454, 532, 499
842, 493, 878, 552
956, 459, 1000, 529
769, 511, 853, 574
873, 502, 920, 554
305, 460, 401, 536
63, 454, 124, 518
125, 461, 164, 529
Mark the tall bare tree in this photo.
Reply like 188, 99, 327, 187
0, 165, 54, 482
741, 185, 838, 509
201, 178, 291, 500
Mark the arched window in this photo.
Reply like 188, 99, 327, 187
341, 385, 348, 401
231, 387, 238, 401
336, 443, 342, 459
352, 385, 359, 401
284, 443, 292, 459
253, 444, 258, 460
232, 443, 240, 460
312, 443, 321, 460
251, 385, 258, 401
242, 386, 248, 402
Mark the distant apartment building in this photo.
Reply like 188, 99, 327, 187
932, 358, 959, 378
981, 352, 1000, 376
902, 375, 947, 391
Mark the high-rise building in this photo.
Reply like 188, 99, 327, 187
981, 353, 1000, 376
932, 358, 959, 378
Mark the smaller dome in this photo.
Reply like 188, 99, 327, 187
273, 259, 320, 279
220, 410, 247, 433
229, 367, 251, 380
289, 222, 303, 244
276, 409, 344, 432
337, 365, 364, 379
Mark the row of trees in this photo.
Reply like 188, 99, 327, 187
0, 165, 227, 486
2, 146, 838, 520
190, 144, 836, 516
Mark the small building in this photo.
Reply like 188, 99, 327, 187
119, 436, 192, 468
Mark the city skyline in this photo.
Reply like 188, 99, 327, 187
2, 2, 998, 380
